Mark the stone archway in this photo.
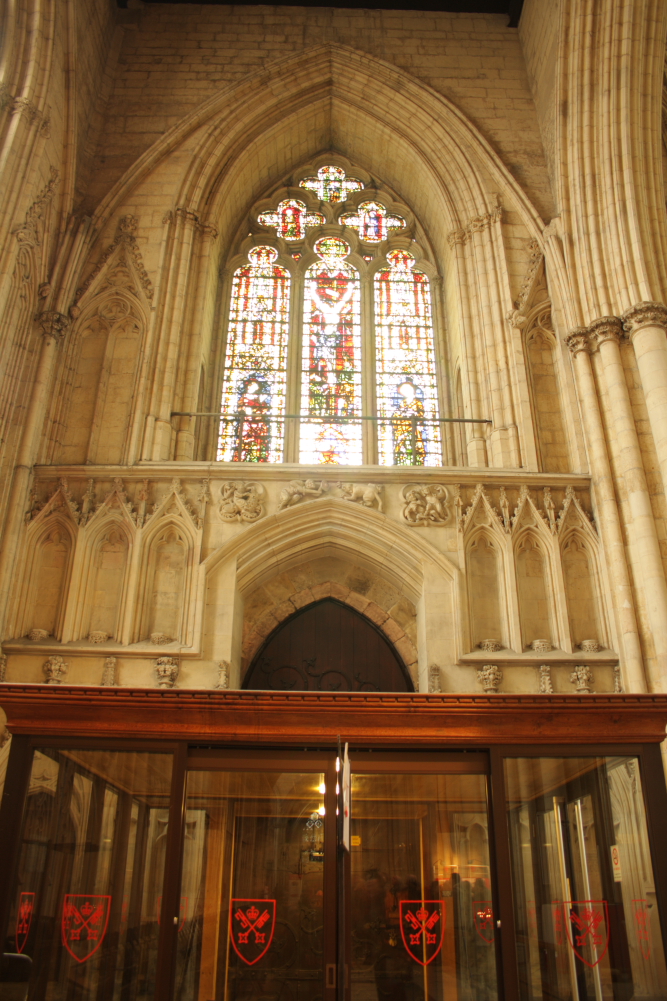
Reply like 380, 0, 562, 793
241, 578, 418, 680
243, 598, 414, 693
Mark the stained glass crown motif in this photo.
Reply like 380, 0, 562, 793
340, 201, 406, 244
257, 199, 325, 241
313, 236, 350, 264
299, 165, 364, 203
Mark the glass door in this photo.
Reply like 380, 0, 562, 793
504, 755, 667, 1001
174, 753, 336, 1001
173, 752, 498, 1001
349, 758, 498, 1001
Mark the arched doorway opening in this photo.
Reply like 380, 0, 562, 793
243, 598, 414, 692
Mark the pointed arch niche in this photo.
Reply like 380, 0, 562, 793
17, 517, 76, 641
466, 532, 507, 650
82, 522, 132, 642
561, 531, 607, 650
50, 246, 149, 467
243, 598, 414, 693
139, 524, 190, 643
515, 533, 555, 650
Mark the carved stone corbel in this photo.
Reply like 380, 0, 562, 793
36, 310, 70, 342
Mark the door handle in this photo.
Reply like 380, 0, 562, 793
326, 963, 336, 988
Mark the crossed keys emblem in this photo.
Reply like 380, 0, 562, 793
399, 901, 445, 966
230, 899, 276, 966
473, 901, 495, 944
16, 892, 35, 954
61, 895, 111, 963
564, 900, 610, 968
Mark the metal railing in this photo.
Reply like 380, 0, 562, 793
171, 411, 492, 465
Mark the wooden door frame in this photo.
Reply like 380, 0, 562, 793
1, 686, 667, 1001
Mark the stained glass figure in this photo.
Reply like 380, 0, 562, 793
300, 237, 362, 464
374, 249, 441, 466
257, 199, 324, 241
299, 166, 364, 203
340, 201, 406, 243
218, 246, 290, 462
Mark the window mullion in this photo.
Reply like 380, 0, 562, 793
361, 272, 378, 465
284, 265, 304, 463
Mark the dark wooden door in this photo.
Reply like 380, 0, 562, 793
243, 598, 414, 692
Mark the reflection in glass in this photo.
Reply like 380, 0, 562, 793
174, 770, 325, 1001
505, 756, 667, 1000
2, 748, 173, 1001
350, 771, 497, 1001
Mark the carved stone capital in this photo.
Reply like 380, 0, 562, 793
587, 315, 623, 351
35, 310, 70, 341
174, 207, 200, 228
621, 301, 667, 337
566, 328, 590, 356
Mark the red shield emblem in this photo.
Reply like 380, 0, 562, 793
230, 899, 276, 965
399, 900, 445, 965
61, 895, 111, 963
633, 899, 651, 960
473, 901, 495, 944
16, 892, 35, 954
564, 900, 609, 968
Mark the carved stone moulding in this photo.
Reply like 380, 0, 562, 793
479, 638, 502, 653
477, 664, 502, 694
579, 638, 600, 653
27, 628, 50, 642
428, 664, 442, 693
150, 632, 174, 646
529, 639, 552, 654
101, 657, 117, 687
88, 631, 110, 644
570, 664, 594, 694
215, 660, 230, 690
155, 656, 179, 689
43, 655, 68, 685
538, 665, 553, 694
401, 484, 448, 525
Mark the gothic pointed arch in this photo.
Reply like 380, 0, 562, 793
243, 598, 414, 693
49, 223, 150, 466
91, 44, 545, 252
14, 512, 77, 642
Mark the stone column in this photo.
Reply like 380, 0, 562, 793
590, 317, 667, 691
566, 329, 646, 692
622, 302, 667, 496
0, 310, 70, 635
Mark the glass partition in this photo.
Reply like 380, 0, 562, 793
2, 747, 173, 1001
174, 768, 327, 1001
350, 770, 498, 1001
505, 755, 667, 1001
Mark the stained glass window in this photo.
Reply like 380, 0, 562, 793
300, 237, 362, 464
218, 246, 290, 462
257, 199, 324, 241
374, 249, 441, 466
299, 166, 364, 203
340, 201, 406, 243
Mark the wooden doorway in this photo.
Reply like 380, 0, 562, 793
243, 598, 414, 692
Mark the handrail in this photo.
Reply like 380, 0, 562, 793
171, 411, 491, 424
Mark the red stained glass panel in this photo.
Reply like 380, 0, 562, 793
218, 246, 290, 462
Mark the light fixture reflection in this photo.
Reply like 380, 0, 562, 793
318, 782, 326, 794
